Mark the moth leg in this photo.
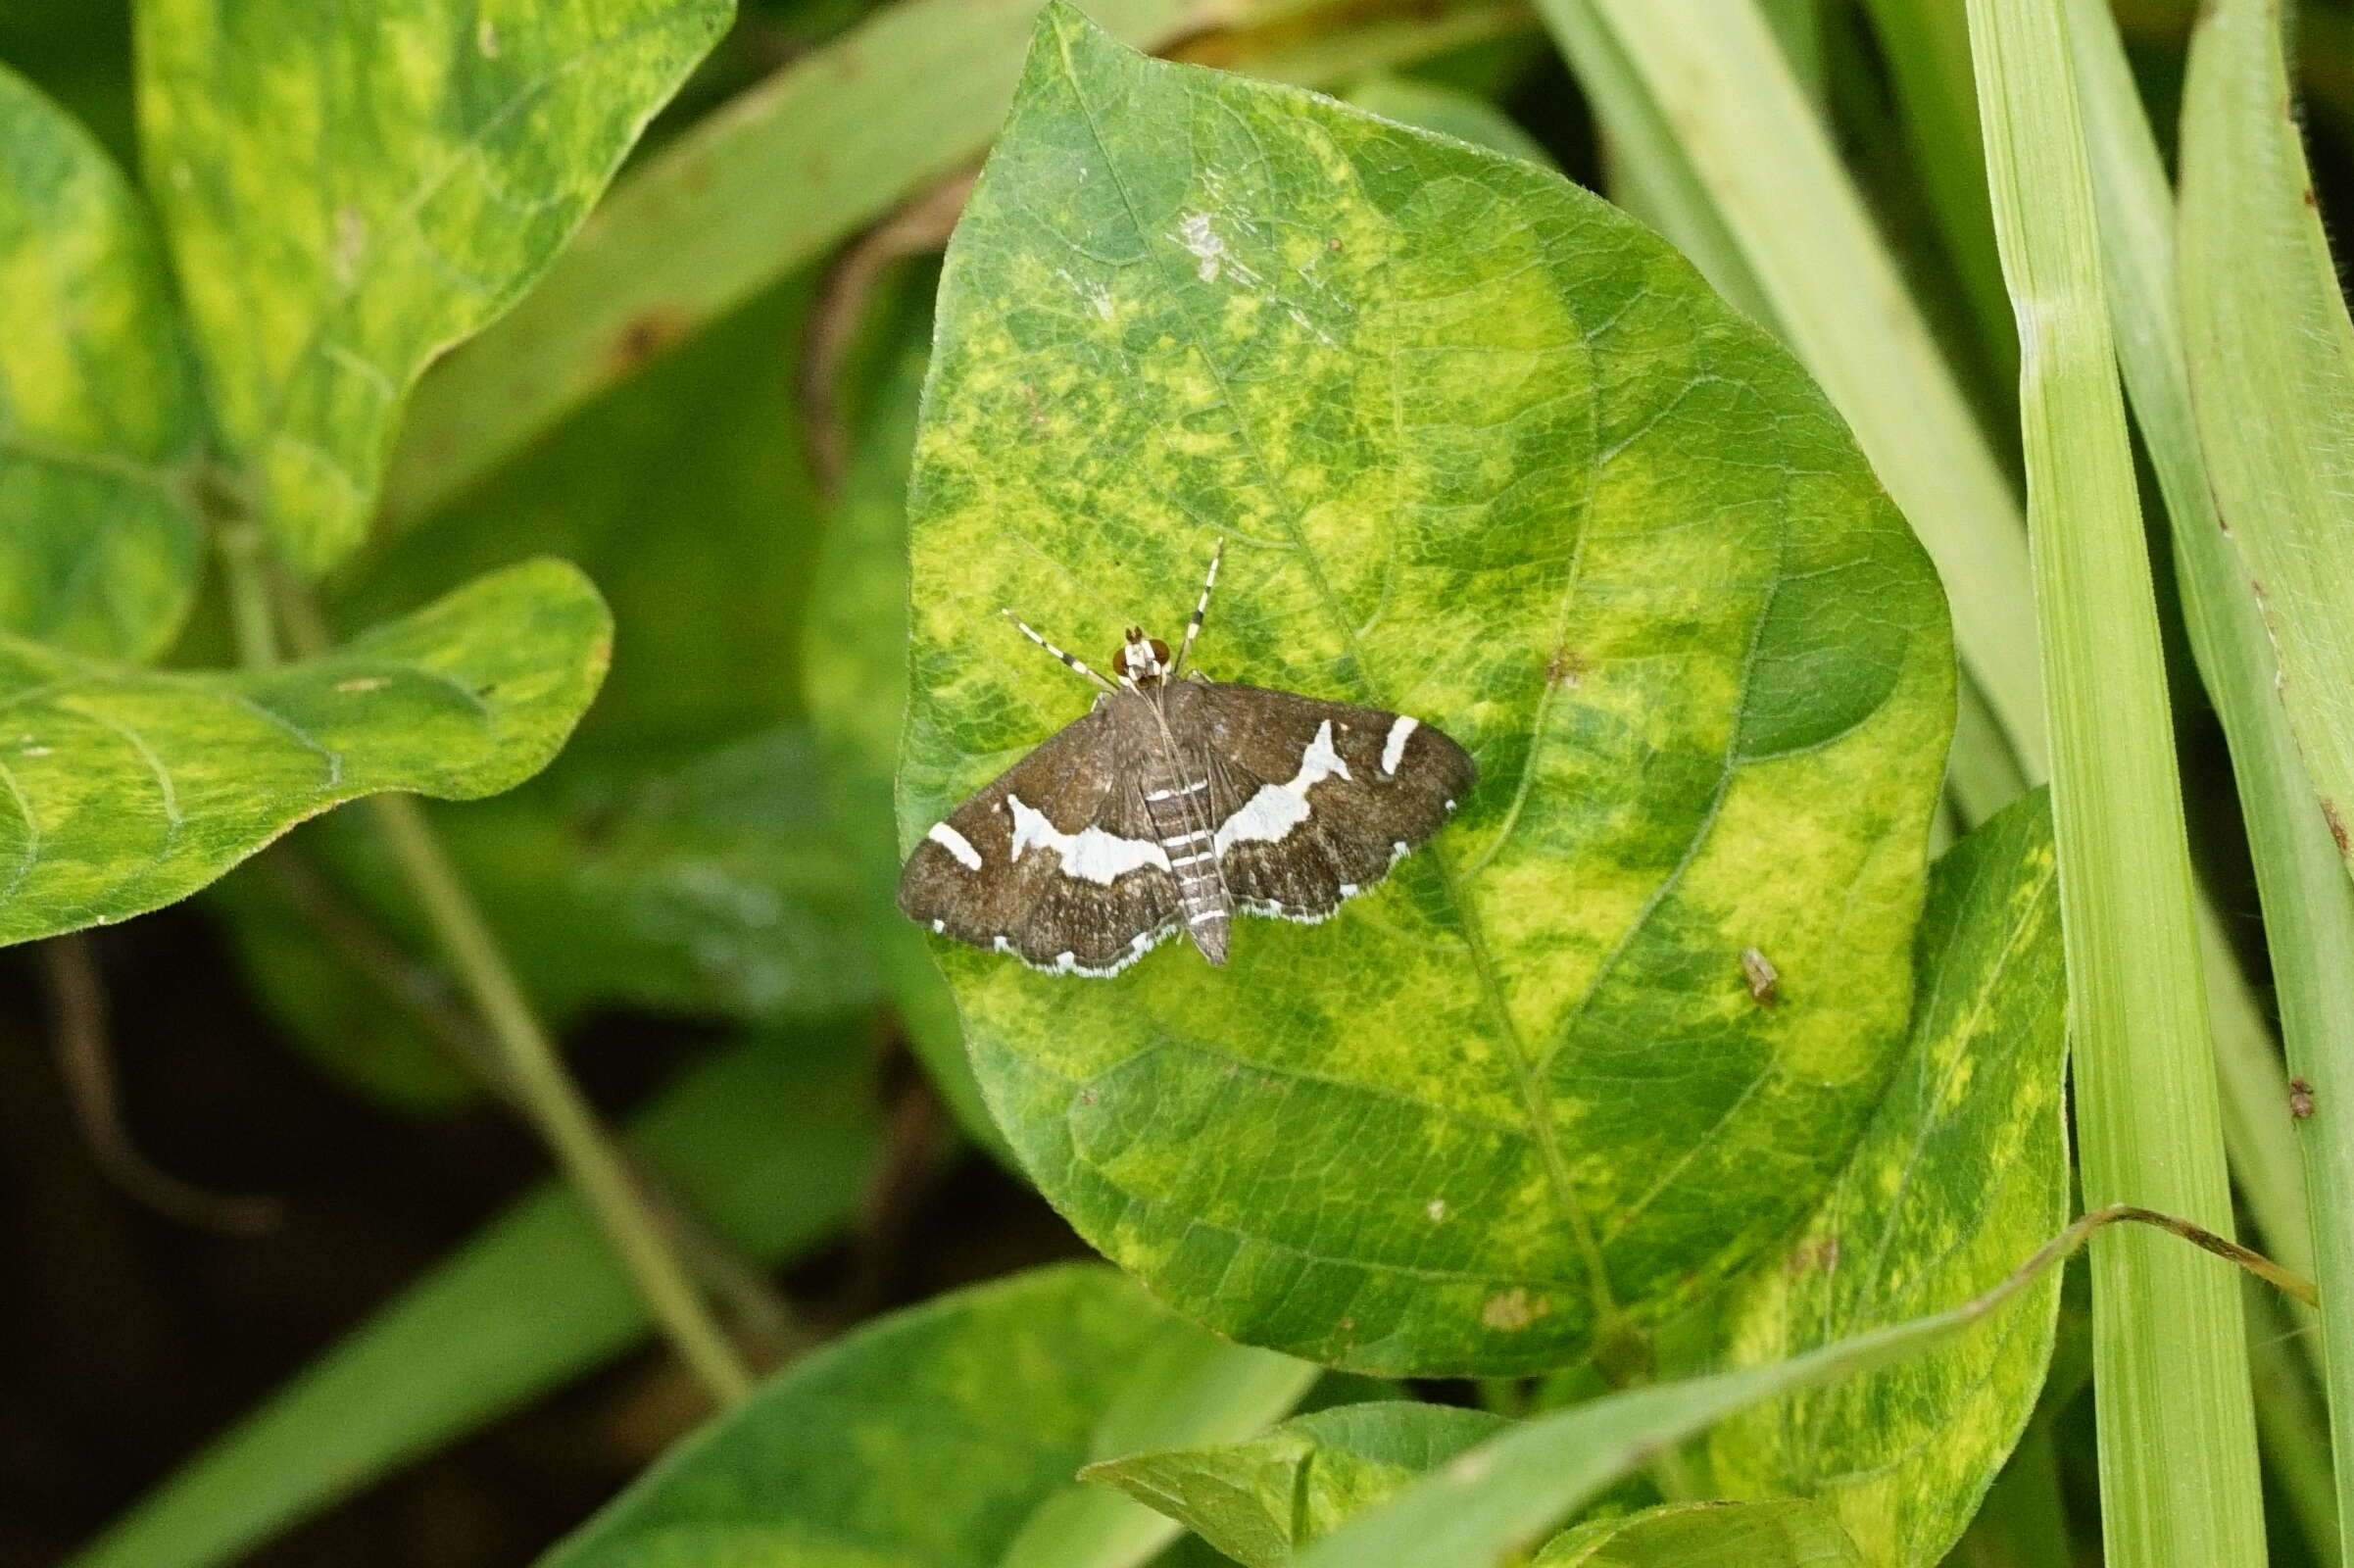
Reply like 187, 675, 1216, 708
1002, 609, 1128, 692
1172, 537, 1223, 680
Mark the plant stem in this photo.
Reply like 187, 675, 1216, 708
360, 792, 753, 1404
1966, 1, 2265, 1560
2063, 2, 2354, 1543
215, 521, 281, 668
215, 544, 753, 1407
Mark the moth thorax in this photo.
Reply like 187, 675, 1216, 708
1119, 627, 1171, 688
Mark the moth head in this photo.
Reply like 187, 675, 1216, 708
1119, 627, 1171, 687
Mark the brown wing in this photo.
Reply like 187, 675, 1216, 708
897, 696, 1182, 976
1173, 678, 1476, 923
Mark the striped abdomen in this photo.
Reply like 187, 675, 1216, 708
1142, 749, 1230, 964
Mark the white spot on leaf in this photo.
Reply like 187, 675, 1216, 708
1178, 213, 1225, 281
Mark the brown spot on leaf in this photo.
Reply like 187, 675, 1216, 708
608, 309, 690, 375
333, 206, 368, 284
2291, 1077, 2316, 1120
1786, 1233, 1839, 1275
1480, 1287, 1549, 1331
2325, 800, 2349, 855
2305, 186, 2321, 208
1545, 647, 1587, 687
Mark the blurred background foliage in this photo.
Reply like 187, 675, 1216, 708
3, 0, 2350, 1562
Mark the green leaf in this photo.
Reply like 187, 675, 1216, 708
0, 558, 610, 946
805, 312, 996, 1147
1289, 1231, 2077, 1568
1971, 1, 2268, 1561
1533, 1498, 1864, 1566
903, 6, 1953, 1376
2181, 0, 2354, 888
336, 274, 821, 760
1708, 791, 2066, 1567
1083, 1401, 1505, 1566
72, 1021, 880, 1568
0, 62, 205, 661
540, 1264, 1317, 1568
206, 275, 876, 1106
135, 0, 731, 574
377, 0, 1533, 529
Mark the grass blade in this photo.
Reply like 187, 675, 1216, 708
1964, 0, 2265, 1560
2064, 5, 2354, 1542
378, 0, 1533, 528
72, 1027, 879, 1568
2179, 0, 2354, 893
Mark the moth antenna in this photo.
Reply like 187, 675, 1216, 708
1173, 537, 1223, 679
1002, 609, 1126, 692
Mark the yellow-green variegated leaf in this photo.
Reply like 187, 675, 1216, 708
1533, 1499, 1864, 1566
0, 63, 205, 661
135, 0, 731, 575
0, 559, 609, 946
901, 6, 1952, 1375
539, 1265, 1314, 1568
1083, 1401, 1505, 1567
1709, 792, 2066, 1566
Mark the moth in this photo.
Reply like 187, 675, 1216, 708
898, 542, 1476, 976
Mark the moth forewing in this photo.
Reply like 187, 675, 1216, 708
899, 550, 1475, 976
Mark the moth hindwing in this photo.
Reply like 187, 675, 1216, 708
898, 547, 1475, 977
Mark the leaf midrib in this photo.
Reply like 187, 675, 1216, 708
1053, 28, 1617, 1322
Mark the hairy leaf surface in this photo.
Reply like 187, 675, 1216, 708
0, 63, 205, 660
0, 559, 609, 946
901, 7, 1953, 1374
1084, 1401, 1504, 1566
135, 0, 730, 574
541, 1265, 1314, 1568
1535, 1498, 1864, 1565
1709, 792, 2066, 1566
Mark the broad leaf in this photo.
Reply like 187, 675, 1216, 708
0, 558, 609, 946
806, 321, 995, 1148
211, 277, 869, 1104
1534, 1498, 1864, 1566
540, 1265, 1316, 1568
0, 63, 205, 661
1084, 1401, 1504, 1566
902, 6, 1952, 1374
1291, 1240, 2071, 1568
1344, 74, 1553, 167
74, 1022, 880, 1568
2181, 0, 2354, 884
337, 275, 821, 760
1709, 792, 2066, 1567
135, 0, 731, 574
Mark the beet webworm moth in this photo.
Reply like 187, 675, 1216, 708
898, 542, 1476, 977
